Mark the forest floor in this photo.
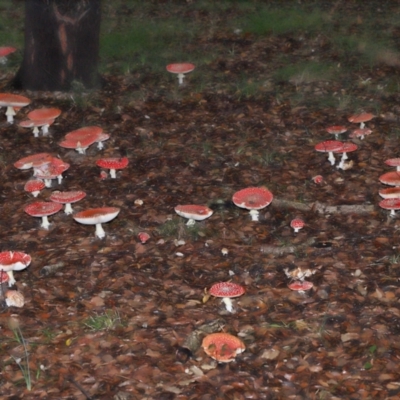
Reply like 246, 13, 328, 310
2, 1, 400, 399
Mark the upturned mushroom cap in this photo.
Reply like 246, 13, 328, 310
5, 290, 25, 307
14, 152, 53, 170
24, 179, 45, 197
288, 280, 314, 291
379, 171, 400, 186
24, 201, 63, 229
174, 204, 213, 224
73, 207, 120, 238
50, 190, 86, 214
379, 198, 400, 217
202, 332, 245, 363
96, 157, 129, 178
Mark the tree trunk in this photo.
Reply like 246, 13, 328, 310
13, 0, 101, 91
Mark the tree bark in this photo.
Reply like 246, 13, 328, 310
13, 0, 101, 91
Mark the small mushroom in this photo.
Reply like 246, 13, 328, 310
174, 204, 213, 226
0, 93, 30, 123
326, 125, 347, 139
5, 290, 25, 307
24, 201, 63, 229
208, 282, 245, 313
96, 157, 129, 179
0, 251, 31, 286
166, 63, 195, 85
379, 198, 400, 217
34, 158, 70, 187
232, 187, 273, 221
385, 158, 400, 172
24, 179, 45, 197
348, 112, 375, 129
202, 332, 245, 363
73, 207, 120, 239
315, 140, 343, 166
138, 232, 150, 244
349, 128, 372, 140
288, 280, 314, 292
290, 218, 304, 233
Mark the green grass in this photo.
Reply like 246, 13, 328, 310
84, 310, 122, 331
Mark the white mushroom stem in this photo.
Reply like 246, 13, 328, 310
6, 270, 15, 286
177, 73, 185, 85
41, 124, 50, 136
76, 141, 87, 154
97, 142, 104, 150
328, 152, 336, 166
57, 174, 63, 184
337, 153, 348, 170
249, 209, 260, 221
95, 223, 106, 239
110, 169, 117, 179
186, 218, 196, 226
6, 106, 16, 123
360, 122, 365, 129
41, 216, 51, 230
64, 203, 73, 215
32, 126, 40, 137
221, 297, 234, 313
389, 210, 396, 217
44, 179, 52, 188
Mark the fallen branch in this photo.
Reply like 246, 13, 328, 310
271, 198, 374, 215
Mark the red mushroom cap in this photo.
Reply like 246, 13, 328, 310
348, 113, 374, 124
385, 158, 400, 169
314, 140, 343, 153
209, 282, 245, 298
288, 280, 314, 291
379, 171, 400, 186
73, 207, 120, 225
290, 218, 305, 231
24, 201, 63, 218
0, 46, 16, 58
312, 175, 323, 184
0, 93, 30, 107
138, 232, 150, 244
24, 179, 45, 196
379, 187, 400, 199
379, 198, 400, 212
326, 126, 347, 136
349, 128, 372, 139
232, 187, 273, 211
96, 157, 129, 171
174, 204, 213, 221
34, 158, 69, 183
14, 152, 53, 170
27, 107, 61, 121
0, 251, 31, 272
166, 63, 195, 74
202, 332, 245, 363
50, 190, 86, 204
333, 142, 358, 154
64, 125, 103, 140
0, 270, 9, 284
19, 118, 55, 129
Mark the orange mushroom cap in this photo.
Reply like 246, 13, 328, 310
202, 332, 245, 363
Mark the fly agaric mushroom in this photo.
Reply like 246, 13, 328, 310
138, 232, 150, 244
0, 251, 31, 286
34, 158, 70, 187
0, 93, 30, 123
232, 187, 273, 221
202, 332, 245, 363
73, 207, 120, 239
290, 218, 304, 233
385, 158, 400, 172
334, 142, 358, 170
166, 63, 195, 85
0, 46, 16, 64
349, 128, 372, 140
50, 190, 86, 214
174, 204, 213, 226
28, 107, 61, 122
348, 112, 375, 129
96, 157, 129, 179
312, 175, 323, 184
19, 118, 55, 137
24, 179, 45, 197
288, 280, 314, 292
24, 201, 63, 229
208, 282, 245, 313
14, 152, 53, 170
59, 126, 103, 154
314, 140, 343, 166
379, 198, 400, 217
326, 125, 347, 139
379, 187, 400, 199
379, 171, 400, 186
5, 290, 25, 307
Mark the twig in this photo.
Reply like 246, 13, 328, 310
67, 376, 94, 400
271, 197, 374, 215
